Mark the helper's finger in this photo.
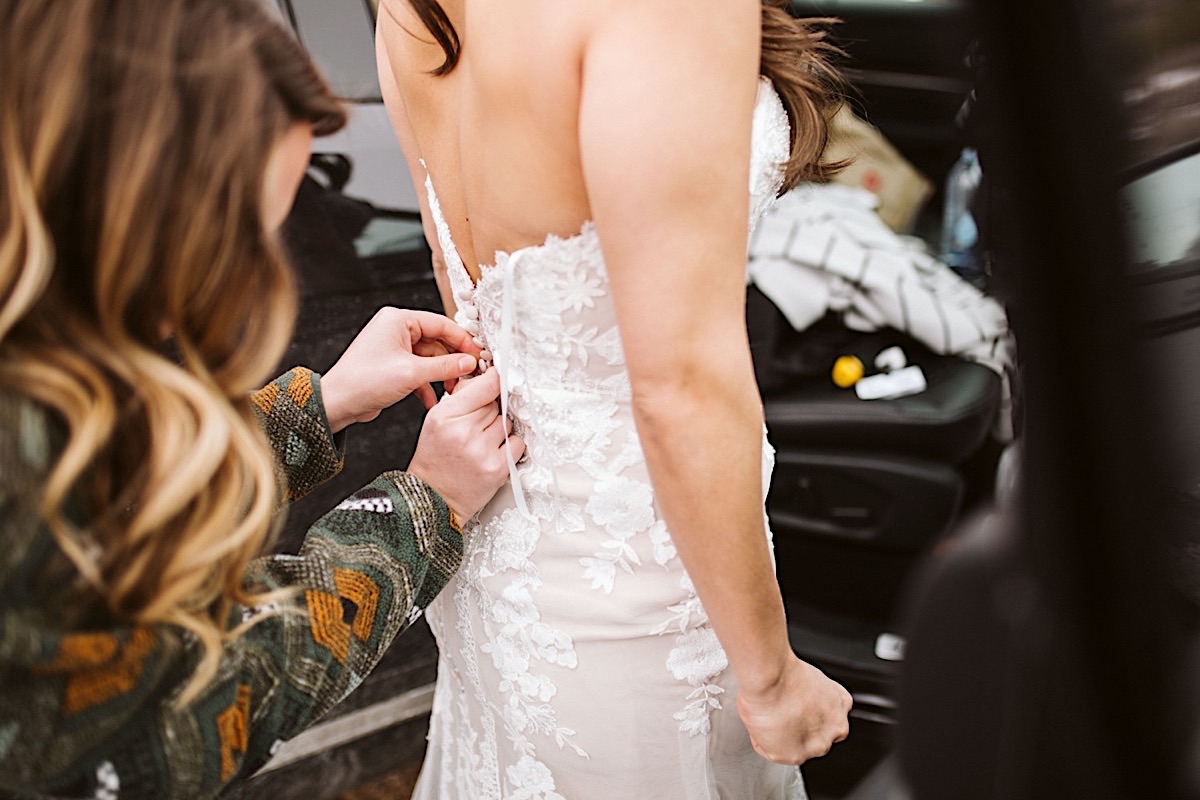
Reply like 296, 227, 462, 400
443, 367, 502, 412
504, 434, 527, 464
408, 351, 479, 390
482, 407, 510, 446
413, 339, 451, 359
415, 383, 438, 411
405, 309, 481, 357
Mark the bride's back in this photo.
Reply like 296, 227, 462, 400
377, 0, 595, 279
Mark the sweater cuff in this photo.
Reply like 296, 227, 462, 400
251, 367, 345, 501
308, 371, 348, 459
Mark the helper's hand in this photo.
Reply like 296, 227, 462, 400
736, 654, 853, 765
321, 307, 482, 433
407, 369, 525, 521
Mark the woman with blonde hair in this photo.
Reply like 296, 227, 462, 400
378, 0, 852, 796
0, 1, 520, 797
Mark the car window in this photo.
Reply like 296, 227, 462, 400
1125, 151, 1200, 277
1107, 0, 1200, 493
1107, 0, 1200, 283
283, 0, 381, 102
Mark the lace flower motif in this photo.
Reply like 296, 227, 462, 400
648, 520, 677, 567
555, 269, 605, 314
653, 573, 730, 736
580, 475, 657, 592
506, 756, 567, 800
667, 628, 729, 737
667, 627, 728, 685
585, 474, 655, 537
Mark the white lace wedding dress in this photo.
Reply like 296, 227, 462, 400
411, 80, 803, 800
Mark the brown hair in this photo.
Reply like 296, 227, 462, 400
0, 0, 345, 704
759, 0, 845, 189
400, 0, 844, 190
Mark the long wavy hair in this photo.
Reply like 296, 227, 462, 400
0, 0, 345, 704
758, 0, 845, 188
398, 0, 844, 190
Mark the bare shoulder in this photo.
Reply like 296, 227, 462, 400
576, 0, 761, 139
579, 0, 760, 60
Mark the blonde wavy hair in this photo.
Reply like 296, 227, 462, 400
0, 0, 346, 704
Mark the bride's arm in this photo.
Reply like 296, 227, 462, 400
579, 0, 850, 765
376, 10, 457, 318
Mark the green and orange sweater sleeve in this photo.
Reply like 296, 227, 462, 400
250, 366, 347, 502
0, 369, 462, 800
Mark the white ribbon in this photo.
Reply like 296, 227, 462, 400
493, 250, 534, 520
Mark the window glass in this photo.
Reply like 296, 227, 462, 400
286, 0, 381, 101
1104, 0, 1200, 492
1124, 151, 1200, 275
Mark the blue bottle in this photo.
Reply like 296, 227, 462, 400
940, 147, 982, 278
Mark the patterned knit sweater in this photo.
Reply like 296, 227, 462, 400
0, 368, 462, 799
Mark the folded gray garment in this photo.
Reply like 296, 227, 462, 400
748, 182, 1016, 441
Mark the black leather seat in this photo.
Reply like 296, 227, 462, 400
764, 331, 1000, 626
750, 280, 1002, 622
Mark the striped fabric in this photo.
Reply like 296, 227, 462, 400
748, 183, 1016, 440
0, 369, 461, 799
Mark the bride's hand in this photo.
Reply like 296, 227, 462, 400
407, 369, 524, 521
736, 655, 852, 765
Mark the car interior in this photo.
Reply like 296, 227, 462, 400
248, 0, 1200, 798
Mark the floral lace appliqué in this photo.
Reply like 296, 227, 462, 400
579, 475, 656, 593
